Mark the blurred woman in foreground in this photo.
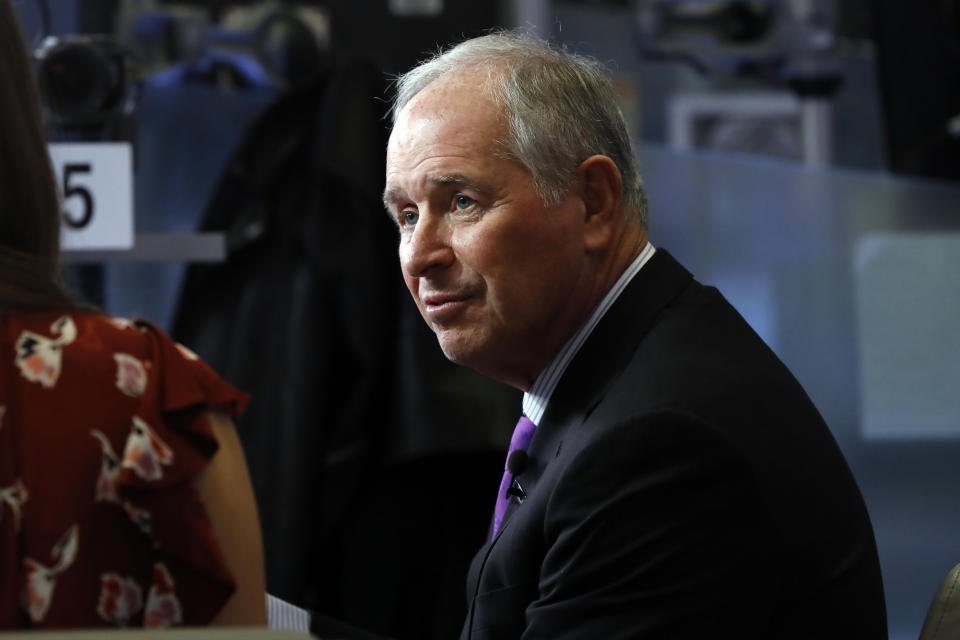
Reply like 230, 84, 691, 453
0, 1, 266, 627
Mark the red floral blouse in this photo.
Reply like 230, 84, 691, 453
0, 312, 249, 628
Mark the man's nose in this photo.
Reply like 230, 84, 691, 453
400, 215, 454, 278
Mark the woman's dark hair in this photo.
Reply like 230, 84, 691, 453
0, 0, 79, 310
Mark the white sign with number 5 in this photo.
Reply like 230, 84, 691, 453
48, 142, 134, 250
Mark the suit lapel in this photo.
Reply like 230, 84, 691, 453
542, 248, 693, 430
500, 249, 693, 529
462, 249, 694, 639
491, 249, 694, 540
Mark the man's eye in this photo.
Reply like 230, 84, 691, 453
455, 195, 475, 210
402, 210, 419, 226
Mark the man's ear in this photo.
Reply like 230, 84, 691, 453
577, 155, 623, 252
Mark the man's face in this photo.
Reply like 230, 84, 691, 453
384, 73, 594, 390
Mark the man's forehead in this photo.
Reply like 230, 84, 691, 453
399, 69, 499, 124
385, 69, 511, 206
387, 83, 505, 164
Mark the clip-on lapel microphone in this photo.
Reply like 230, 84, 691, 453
506, 450, 528, 502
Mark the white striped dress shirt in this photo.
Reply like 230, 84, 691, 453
266, 593, 311, 633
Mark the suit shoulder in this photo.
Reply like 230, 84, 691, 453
545, 408, 758, 523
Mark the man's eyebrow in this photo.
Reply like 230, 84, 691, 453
382, 186, 403, 211
432, 174, 493, 195
382, 174, 495, 214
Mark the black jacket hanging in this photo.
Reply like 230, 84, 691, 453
171, 56, 397, 606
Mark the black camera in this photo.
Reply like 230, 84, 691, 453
33, 35, 137, 130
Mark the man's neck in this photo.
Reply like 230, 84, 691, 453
520, 239, 656, 424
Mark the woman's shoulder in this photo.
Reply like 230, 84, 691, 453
0, 311, 248, 628
5, 310, 199, 359
3, 311, 244, 412
5, 310, 152, 346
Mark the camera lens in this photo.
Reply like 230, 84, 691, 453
37, 41, 117, 122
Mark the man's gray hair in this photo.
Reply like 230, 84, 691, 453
391, 31, 648, 225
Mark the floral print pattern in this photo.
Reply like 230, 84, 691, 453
108, 318, 135, 331
0, 479, 27, 532
91, 430, 121, 503
121, 417, 174, 482
22, 525, 79, 622
113, 354, 148, 398
144, 564, 182, 628
1, 313, 245, 628
91, 429, 154, 536
96, 574, 143, 626
174, 343, 199, 361
14, 316, 77, 388
122, 502, 152, 537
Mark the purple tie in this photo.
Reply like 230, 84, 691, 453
492, 416, 537, 539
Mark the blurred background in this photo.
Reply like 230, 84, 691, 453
14, 1, 960, 638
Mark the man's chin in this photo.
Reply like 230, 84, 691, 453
438, 338, 530, 390
437, 341, 475, 367
436, 332, 483, 368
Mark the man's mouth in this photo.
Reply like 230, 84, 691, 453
421, 291, 475, 321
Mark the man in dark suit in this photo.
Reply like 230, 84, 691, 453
382, 31, 887, 639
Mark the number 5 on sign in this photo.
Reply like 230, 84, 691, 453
48, 142, 134, 250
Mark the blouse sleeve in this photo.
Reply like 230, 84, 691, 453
111, 320, 250, 626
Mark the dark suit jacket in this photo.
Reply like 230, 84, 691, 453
461, 249, 887, 639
